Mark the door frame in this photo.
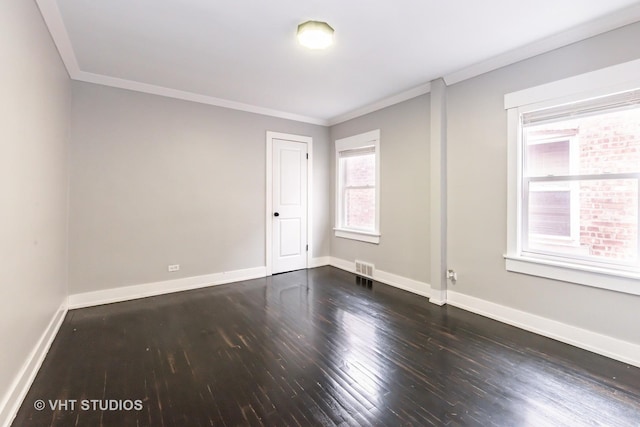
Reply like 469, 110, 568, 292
266, 131, 313, 276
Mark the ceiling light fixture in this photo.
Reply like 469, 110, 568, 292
297, 20, 334, 50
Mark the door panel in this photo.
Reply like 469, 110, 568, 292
279, 218, 301, 257
279, 149, 302, 206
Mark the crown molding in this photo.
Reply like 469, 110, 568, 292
327, 83, 432, 126
35, 0, 329, 126
36, 0, 640, 127
74, 71, 329, 125
444, 4, 640, 86
35, 0, 80, 76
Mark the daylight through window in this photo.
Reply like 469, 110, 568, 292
335, 130, 380, 244
521, 91, 640, 271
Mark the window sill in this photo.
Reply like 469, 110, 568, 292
334, 228, 380, 244
504, 254, 640, 296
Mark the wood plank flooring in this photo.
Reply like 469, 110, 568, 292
12, 267, 640, 426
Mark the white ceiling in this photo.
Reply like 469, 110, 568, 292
38, 0, 640, 125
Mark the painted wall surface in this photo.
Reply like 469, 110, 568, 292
447, 22, 640, 344
330, 94, 431, 283
69, 83, 329, 293
0, 0, 71, 414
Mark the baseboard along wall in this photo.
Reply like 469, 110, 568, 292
446, 290, 640, 369
3, 260, 639, 427
0, 303, 67, 427
67, 266, 267, 309
328, 256, 431, 298
326, 256, 640, 368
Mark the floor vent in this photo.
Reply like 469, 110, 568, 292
355, 260, 374, 278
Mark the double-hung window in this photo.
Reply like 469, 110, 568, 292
505, 62, 640, 295
335, 130, 380, 244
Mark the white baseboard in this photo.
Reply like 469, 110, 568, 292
68, 266, 267, 309
447, 290, 640, 368
429, 289, 447, 306
326, 259, 640, 367
329, 257, 354, 274
309, 256, 331, 268
329, 257, 431, 298
0, 302, 67, 427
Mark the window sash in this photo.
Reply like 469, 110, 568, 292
521, 174, 640, 270
525, 172, 640, 182
342, 189, 376, 231
338, 152, 376, 232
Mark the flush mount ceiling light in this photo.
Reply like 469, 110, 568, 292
297, 20, 334, 50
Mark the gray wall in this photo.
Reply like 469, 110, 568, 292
330, 94, 431, 283
69, 83, 330, 293
447, 22, 640, 344
0, 0, 71, 412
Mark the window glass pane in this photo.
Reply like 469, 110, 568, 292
524, 107, 640, 176
526, 140, 570, 177
343, 153, 375, 187
529, 187, 571, 237
578, 109, 640, 175
345, 188, 375, 230
526, 179, 638, 265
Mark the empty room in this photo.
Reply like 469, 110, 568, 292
3, 0, 640, 426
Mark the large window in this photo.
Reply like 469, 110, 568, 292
522, 104, 640, 266
505, 62, 640, 295
335, 130, 380, 244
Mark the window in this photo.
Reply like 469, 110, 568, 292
522, 103, 640, 266
335, 130, 380, 244
505, 61, 640, 295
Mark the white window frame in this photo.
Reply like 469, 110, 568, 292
334, 129, 381, 244
505, 58, 640, 296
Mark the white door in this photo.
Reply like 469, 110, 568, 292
272, 139, 308, 274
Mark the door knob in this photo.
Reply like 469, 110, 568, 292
273, 212, 280, 217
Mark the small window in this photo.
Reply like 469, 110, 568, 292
335, 130, 380, 244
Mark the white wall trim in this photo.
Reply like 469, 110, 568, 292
444, 3, 640, 86
76, 71, 328, 126
68, 267, 266, 309
329, 257, 431, 298
447, 290, 640, 369
334, 229, 381, 244
328, 83, 432, 126
0, 302, 67, 427
504, 58, 640, 109
429, 289, 447, 306
35, 0, 80, 76
309, 257, 331, 268
330, 256, 356, 274
505, 255, 640, 296
265, 132, 313, 276
430, 78, 448, 307
35, 0, 328, 126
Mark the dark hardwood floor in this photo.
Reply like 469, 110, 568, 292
12, 266, 640, 426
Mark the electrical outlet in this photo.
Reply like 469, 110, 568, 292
168, 264, 180, 272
